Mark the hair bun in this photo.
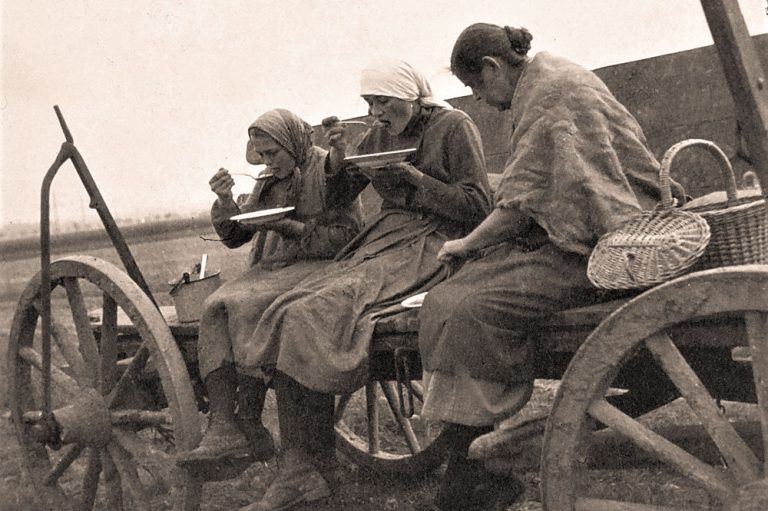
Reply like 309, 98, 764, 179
504, 26, 532, 55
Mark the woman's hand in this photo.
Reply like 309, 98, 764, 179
324, 117, 348, 173
361, 162, 422, 185
259, 218, 304, 237
437, 238, 475, 264
209, 167, 235, 202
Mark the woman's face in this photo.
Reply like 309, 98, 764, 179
248, 134, 296, 179
362, 95, 416, 135
465, 59, 516, 111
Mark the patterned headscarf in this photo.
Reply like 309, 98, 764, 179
246, 108, 314, 168
360, 58, 452, 109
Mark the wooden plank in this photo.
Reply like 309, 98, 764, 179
744, 311, 768, 473
701, 0, 768, 188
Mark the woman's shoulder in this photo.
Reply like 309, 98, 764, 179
526, 53, 610, 96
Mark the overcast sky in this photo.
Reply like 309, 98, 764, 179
2, 0, 767, 227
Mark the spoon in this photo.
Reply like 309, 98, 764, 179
230, 171, 274, 181
321, 116, 370, 128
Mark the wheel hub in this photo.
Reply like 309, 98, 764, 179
52, 387, 112, 448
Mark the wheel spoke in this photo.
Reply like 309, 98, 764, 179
105, 439, 151, 508
106, 345, 150, 408
19, 346, 80, 396
63, 278, 100, 387
33, 298, 88, 386
112, 429, 174, 495
81, 448, 102, 511
379, 381, 421, 454
334, 394, 352, 424
43, 444, 85, 486
101, 450, 124, 510
644, 331, 761, 482
575, 497, 699, 510
744, 311, 768, 474
409, 380, 424, 402
111, 409, 171, 428
99, 293, 119, 394
365, 383, 380, 454
588, 399, 735, 499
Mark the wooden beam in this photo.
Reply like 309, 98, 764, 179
700, 0, 768, 188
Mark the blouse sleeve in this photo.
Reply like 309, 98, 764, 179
412, 117, 492, 226
210, 198, 258, 249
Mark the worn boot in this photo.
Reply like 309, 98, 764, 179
177, 364, 250, 464
302, 384, 340, 487
240, 448, 330, 511
433, 424, 525, 511
237, 375, 275, 461
241, 372, 332, 510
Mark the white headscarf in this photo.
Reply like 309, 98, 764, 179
360, 58, 453, 109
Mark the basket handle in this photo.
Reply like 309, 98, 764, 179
659, 139, 738, 209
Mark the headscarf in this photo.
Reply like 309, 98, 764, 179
245, 108, 314, 168
244, 108, 313, 209
360, 58, 453, 109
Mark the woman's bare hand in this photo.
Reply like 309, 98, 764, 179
437, 238, 474, 264
325, 118, 348, 173
209, 167, 235, 202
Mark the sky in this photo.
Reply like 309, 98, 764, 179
2, 0, 767, 228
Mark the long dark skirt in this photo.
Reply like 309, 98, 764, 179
197, 260, 331, 380
241, 210, 454, 394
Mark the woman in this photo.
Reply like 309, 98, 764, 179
417, 24, 686, 510
239, 60, 492, 511
179, 109, 363, 464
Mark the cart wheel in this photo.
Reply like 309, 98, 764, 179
542, 265, 768, 510
8, 256, 203, 511
334, 379, 451, 475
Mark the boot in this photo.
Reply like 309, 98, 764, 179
240, 448, 330, 511
242, 372, 332, 510
177, 364, 249, 464
236, 375, 275, 461
433, 424, 525, 511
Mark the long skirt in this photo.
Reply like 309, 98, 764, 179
241, 210, 454, 394
197, 260, 331, 380
418, 241, 597, 425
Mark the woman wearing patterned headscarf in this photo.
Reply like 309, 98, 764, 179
238, 60, 492, 511
178, 109, 363, 465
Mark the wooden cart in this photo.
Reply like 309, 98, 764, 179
7, 0, 768, 509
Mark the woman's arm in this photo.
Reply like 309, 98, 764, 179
210, 198, 258, 249
437, 206, 529, 263
409, 117, 492, 226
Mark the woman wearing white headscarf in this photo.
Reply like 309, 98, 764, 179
238, 60, 491, 511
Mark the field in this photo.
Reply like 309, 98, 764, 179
0, 228, 758, 510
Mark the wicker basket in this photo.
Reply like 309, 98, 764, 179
670, 139, 768, 269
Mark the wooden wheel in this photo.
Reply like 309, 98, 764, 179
334, 379, 451, 475
542, 265, 768, 510
8, 256, 203, 511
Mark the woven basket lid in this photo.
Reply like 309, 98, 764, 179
588, 208, 711, 290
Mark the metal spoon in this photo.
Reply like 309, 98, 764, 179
230, 171, 274, 181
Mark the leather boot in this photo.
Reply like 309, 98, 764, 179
237, 375, 275, 461
177, 364, 249, 464
241, 372, 332, 510
239, 448, 330, 511
433, 424, 524, 511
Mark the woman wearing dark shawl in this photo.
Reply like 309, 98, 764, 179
179, 109, 362, 464
239, 60, 492, 511
417, 24, 686, 510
